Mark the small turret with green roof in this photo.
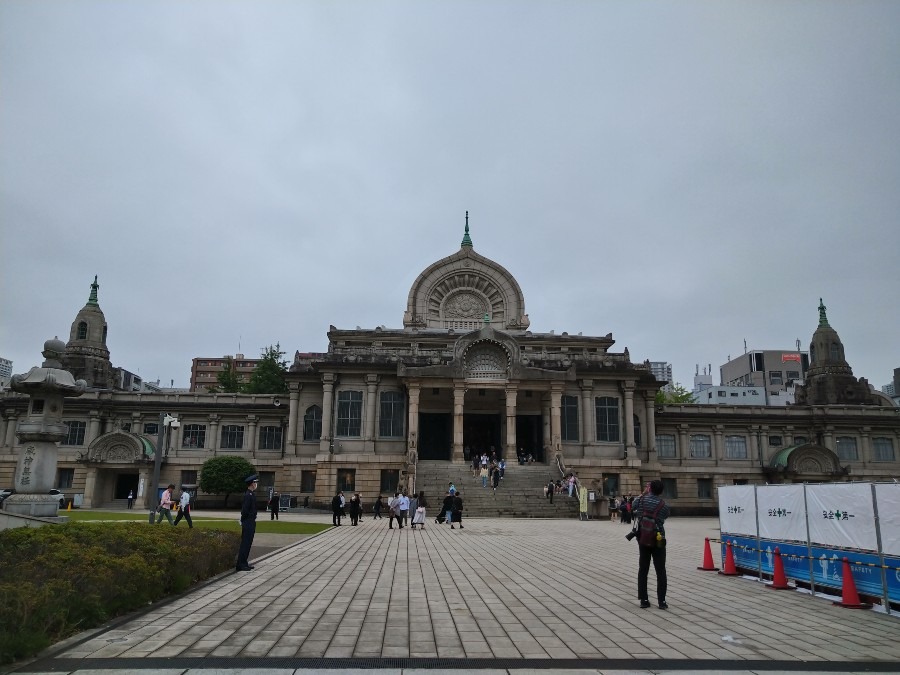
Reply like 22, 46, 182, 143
461, 211, 473, 248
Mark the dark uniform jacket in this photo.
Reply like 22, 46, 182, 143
241, 489, 257, 524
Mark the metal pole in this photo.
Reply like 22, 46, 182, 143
148, 411, 166, 523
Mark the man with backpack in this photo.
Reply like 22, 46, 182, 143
630, 479, 670, 610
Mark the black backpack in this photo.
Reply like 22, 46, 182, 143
637, 500, 665, 547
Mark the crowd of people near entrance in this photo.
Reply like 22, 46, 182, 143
469, 447, 506, 492
326, 485, 465, 530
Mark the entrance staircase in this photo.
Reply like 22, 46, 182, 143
413, 460, 579, 518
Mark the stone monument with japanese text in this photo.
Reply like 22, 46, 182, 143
5, 338, 86, 517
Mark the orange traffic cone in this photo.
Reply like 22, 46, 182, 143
697, 537, 719, 571
718, 540, 740, 576
833, 557, 873, 609
766, 547, 793, 590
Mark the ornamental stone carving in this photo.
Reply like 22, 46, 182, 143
444, 292, 486, 319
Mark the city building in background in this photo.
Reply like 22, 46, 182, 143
190, 355, 260, 392
648, 362, 673, 393
0, 357, 12, 389
719, 348, 809, 405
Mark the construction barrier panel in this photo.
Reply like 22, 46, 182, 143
718, 482, 900, 608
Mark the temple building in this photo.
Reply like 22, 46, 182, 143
1, 222, 898, 514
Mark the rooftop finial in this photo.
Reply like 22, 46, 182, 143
461, 211, 473, 248
818, 298, 829, 327
88, 275, 99, 307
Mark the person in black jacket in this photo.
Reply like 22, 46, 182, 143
451, 491, 464, 529
236, 474, 258, 572
631, 480, 671, 609
331, 491, 343, 526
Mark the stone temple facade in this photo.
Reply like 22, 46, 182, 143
1, 224, 898, 514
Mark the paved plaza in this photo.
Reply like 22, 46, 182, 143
9, 513, 900, 675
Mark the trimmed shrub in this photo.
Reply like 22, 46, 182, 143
0, 522, 239, 664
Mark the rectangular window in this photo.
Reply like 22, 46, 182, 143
689, 434, 711, 458
337, 391, 363, 437
62, 421, 86, 446
300, 470, 317, 493
337, 468, 356, 493
379, 391, 404, 438
258, 471, 275, 490
602, 474, 619, 497
698, 478, 713, 499
717, 391, 727, 398
561, 395, 579, 442
594, 396, 620, 442
836, 436, 859, 461
794, 435, 808, 445
56, 468, 74, 489
144, 422, 159, 435
220, 425, 244, 449
380, 469, 400, 494
182, 424, 206, 448
656, 434, 676, 458
873, 437, 895, 461
786, 370, 800, 380
121, 422, 131, 432
259, 425, 283, 450
768, 435, 783, 447
661, 477, 678, 499
769, 371, 783, 385
31, 399, 45, 414
725, 436, 748, 459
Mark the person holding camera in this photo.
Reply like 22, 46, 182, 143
630, 479, 670, 610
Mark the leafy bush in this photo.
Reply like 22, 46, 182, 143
199, 456, 257, 507
0, 522, 239, 664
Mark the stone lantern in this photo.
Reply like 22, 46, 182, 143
5, 338, 86, 517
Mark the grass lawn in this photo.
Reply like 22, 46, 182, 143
64, 511, 331, 535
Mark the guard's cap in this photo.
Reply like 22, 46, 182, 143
245, 474, 258, 483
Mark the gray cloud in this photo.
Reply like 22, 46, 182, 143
2, 1, 898, 391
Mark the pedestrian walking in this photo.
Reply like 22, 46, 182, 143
411, 491, 427, 529
397, 491, 410, 528
373, 495, 383, 519
491, 465, 501, 493
269, 492, 280, 520
631, 480, 670, 610
126, 490, 134, 509
236, 474, 258, 571
498, 458, 506, 479
547, 479, 555, 503
480, 465, 489, 488
173, 488, 193, 528
155, 483, 175, 525
439, 491, 453, 525
388, 492, 400, 529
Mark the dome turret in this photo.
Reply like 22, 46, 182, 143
62, 276, 113, 388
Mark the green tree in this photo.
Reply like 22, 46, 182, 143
243, 343, 289, 395
655, 382, 695, 404
199, 456, 256, 508
213, 356, 243, 393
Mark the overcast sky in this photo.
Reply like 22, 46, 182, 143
1, 1, 898, 391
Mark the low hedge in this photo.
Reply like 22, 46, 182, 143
0, 522, 240, 664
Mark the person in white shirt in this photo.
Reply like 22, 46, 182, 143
397, 492, 410, 528
173, 488, 193, 528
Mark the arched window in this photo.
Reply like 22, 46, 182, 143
303, 405, 322, 441
810, 344, 816, 363
77, 321, 88, 340
102, 325, 108, 344
830, 342, 841, 361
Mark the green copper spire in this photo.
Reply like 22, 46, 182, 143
461, 211, 473, 248
87, 275, 99, 307
818, 298, 829, 327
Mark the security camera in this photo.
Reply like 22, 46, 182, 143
170, 420, 180, 428
273, 399, 281, 407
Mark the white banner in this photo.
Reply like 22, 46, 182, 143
757, 485, 808, 542
717, 485, 758, 535
875, 483, 900, 557
806, 483, 877, 551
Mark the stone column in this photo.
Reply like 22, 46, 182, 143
208, 415, 219, 454
580, 380, 592, 447
644, 393, 656, 454
287, 383, 301, 456
822, 426, 834, 452
247, 415, 258, 456
504, 386, 518, 460
320, 373, 335, 454
749, 426, 759, 462
541, 394, 551, 453
364, 374, 379, 452
407, 382, 421, 460
4, 412, 17, 448
83, 467, 98, 509
623, 383, 635, 456
87, 411, 101, 446
860, 427, 871, 465
453, 384, 465, 462
678, 424, 689, 463
0, 412, 6, 449
550, 384, 563, 457
713, 424, 724, 464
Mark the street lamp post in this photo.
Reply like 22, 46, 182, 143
148, 412, 178, 523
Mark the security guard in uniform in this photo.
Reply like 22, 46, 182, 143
236, 474, 258, 571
